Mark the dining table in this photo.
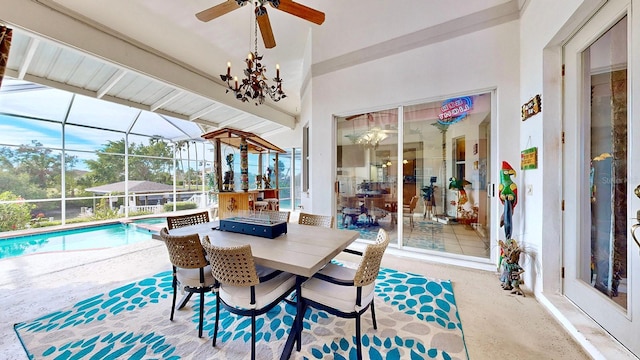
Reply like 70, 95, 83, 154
156, 220, 360, 359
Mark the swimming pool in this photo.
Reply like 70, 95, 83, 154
0, 220, 163, 260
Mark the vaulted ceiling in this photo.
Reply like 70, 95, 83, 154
0, 0, 523, 140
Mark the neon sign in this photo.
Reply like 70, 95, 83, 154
438, 96, 473, 125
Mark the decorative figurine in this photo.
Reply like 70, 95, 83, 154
255, 175, 262, 189
263, 166, 272, 189
499, 161, 518, 239
498, 239, 525, 297
421, 176, 437, 219
223, 153, 235, 191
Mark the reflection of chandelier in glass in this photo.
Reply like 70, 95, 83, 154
345, 127, 388, 149
220, 10, 285, 105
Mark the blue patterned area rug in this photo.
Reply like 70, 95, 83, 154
14, 267, 468, 360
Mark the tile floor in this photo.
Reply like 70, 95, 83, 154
337, 212, 490, 258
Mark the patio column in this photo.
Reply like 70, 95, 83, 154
240, 137, 248, 192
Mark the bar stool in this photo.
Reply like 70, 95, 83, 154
265, 198, 279, 211
254, 200, 269, 212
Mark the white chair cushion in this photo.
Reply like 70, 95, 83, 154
176, 265, 215, 288
220, 272, 296, 310
301, 264, 375, 313
255, 264, 279, 278
317, 263, 355, 279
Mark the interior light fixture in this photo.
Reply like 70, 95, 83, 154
220, 9, 285, 105
344, 127, 388, 149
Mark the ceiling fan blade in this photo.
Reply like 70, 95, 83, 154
256, 7, 276, 49
270, 0, 325, 25
196, 0, 243, 22
346, 113, 374, 121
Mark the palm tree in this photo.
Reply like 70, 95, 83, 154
174, 140, 188, 189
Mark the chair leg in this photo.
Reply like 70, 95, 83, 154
170, 277, 177, 321
370, 301, 377, 330
355, 315, 362, 360
198, 292, 204, 338
251, 314, 256, 360
177, 292, 194, 310
212, 294, 220, 347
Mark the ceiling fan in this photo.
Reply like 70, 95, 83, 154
196, 0, 325, 49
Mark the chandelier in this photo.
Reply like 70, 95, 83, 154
345, 127, 389, 149
220, 8, 285, 105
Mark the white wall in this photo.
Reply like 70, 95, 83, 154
305, 21, 522, 254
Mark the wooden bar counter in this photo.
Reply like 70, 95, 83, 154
217, 189, 279, 219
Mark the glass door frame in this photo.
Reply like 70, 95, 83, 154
562, 0, 639, 354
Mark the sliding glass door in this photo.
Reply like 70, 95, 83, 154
336, 92, 492, 259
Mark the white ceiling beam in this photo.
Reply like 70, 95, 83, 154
217, 113, 248, 128
150, 89, 182, 111
261, 127, 289, 138
17, 37, 39, 80
191, 118, 220, 127
96, 68, 126, 99
0, 0, 295, 129
243, 121, 270, 133
189, 103, 221, 121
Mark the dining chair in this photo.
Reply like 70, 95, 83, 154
403, 195, 419, 230
201, 238, 296, 360
260, 210, 291, 223
166, 210, 210, 230
159, 227, 215, 338
298, 228, 390, 360
298, 212, 334, 228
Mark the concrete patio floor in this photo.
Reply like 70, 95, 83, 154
0, 234, 590, 359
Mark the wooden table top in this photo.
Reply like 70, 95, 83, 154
156, 221, 359, 278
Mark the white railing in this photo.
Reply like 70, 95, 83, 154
119, 205, 163, 214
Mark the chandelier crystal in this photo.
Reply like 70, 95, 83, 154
220, 10, 285, 105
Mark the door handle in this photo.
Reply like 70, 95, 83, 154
633, 186, 640, 251
631, 210, 640, 251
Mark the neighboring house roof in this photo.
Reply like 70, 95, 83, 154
85, 181, 174, 194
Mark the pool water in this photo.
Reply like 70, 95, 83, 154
129, 218, 167, 225
0, 222, 159, 260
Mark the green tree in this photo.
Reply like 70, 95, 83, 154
84, 140, 126, 185
174, 140, 189, 188
14, 140, 59, 189
84, 138, 173, 186
0, 172, 47, 199
0, 141, 78, 199
0, 191, 34, 231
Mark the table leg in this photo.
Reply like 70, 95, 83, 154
280, 276, 307, 360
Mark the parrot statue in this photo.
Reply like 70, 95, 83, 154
449, 177, 471, 205
499, 161, 518, 239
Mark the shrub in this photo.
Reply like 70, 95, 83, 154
0, 191, 35, 232
163, 202, 198, 212
128, 210, 154, 217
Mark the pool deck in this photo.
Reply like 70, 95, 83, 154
0, 238, 170, 359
